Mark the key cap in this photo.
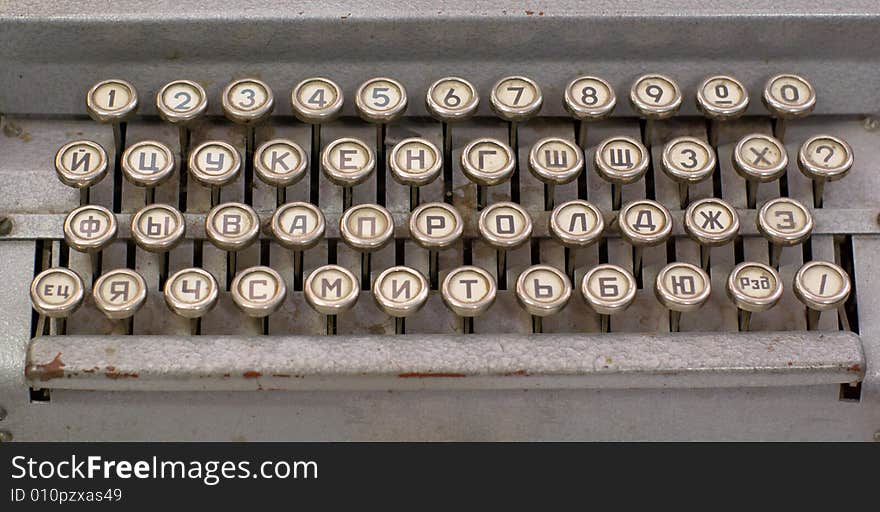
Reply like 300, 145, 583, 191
762, 73, 816, 141
339, 203, 395, 289
373, 266, 430, 334
515, 264, 572, 333
580, 263, 637, 333
189, 140, 242, 206
549, 199, 605, 281
222, 78, 275, 125
617, 199, 672, 281
121, 140, 175, 204
164, 267, 219, 333
797, 135, 854, 208
756, 197, 813, 269
564, 75, 616, 149
321, 137, 375, 210
441, 265, 497, 334
130, 203, 186, 286
490, 75, 543, 122
205, 202, 260, 287
304, 264, 360, 334
696, 74, 749, 145
654, 262, 711, 332
254, 138, 308, 205
291, 77, 344, 124
594, 136, 650, 210
460, 137, 516, 210
478, 201, 533, 290
156, 79, 208, 156
683, 198, 740, 270
426, 76, 480, 122
793, 260, 851, 330
388, 137, 442, 210
54, 140, 109, 204
355, 77, 408, 123
630, 74, 682, 120
660, 136, 716, 208
528, 136, 584, 210
230, 266, 286, 322
726, 262, 783, 331
270, 202, 325, 291
732, 133, 788, 209
409, 202, 463, 289
92, 268, 148, 335
86, 79, 138, 155
30, 268, 85, 330
63, 204, 118, 278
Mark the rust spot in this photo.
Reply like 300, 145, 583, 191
525, 10, 535, 15
502, 370, 529, 376
105, 365, 116, 372
105, 372, 139, 379
32, 352, 65, 381
271, 373, 291, 378
222, 373, 231, 378
787, 362, 793, 366
848, 363, 863, 373
243, 371, 262, 379
539, 11, 544, 15
398, 372, 466, 378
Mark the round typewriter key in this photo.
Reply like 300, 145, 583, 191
630, 74, 682, 120
732, 134, 788, 209
222, 78, 274, 125
92, 268, 148, 321
564, 76, 616, 121
479, 201, 532, 290
797, 134, 854, 207
661, 136, 716, 207
270, 202, 325, 290
763, 74, 816, 142
441, 265, 497, 333
618, 199, 672, 279
409, 202, 463, 289
726, 262, 783, 331
205, 202, 260, 252
756, 197, 813, 269
594, 136, 649, 210
515, 264, 572, 332
64, 204, 117, 277
254, 138, 308, 204
156, 79, 207, 125
205, 202, 259, 291
131, 203, 185, 285
30, 267, 85, 320
304, 264, 359, 334
291, 77, 344, 123
793, 260, 851, 330
684, 198, 739, 270
373, 266, 430, 333
164, 267, 219, 332
581, 264, 637, 332
528, 137, 584, 210
655, 262, 711, 332
389, 137, 442, 209
189, 140, 242, 206
121, 140, 175, 203
549, 200, 605, 282
86, 79, 138, 162
355, 77, 408, 123
54, 140, 109, 202
230, 266, 287, 318
87, 79, 138, 123
321, 137, 375, 210
696, 75, 749, 121
340, 204, 394, 289
490, 76, 543, 122
426, 77, 480, 122
460, 137, 516, 210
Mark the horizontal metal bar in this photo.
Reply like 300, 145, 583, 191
26, 331, 865, 392
2, 208, 878, 242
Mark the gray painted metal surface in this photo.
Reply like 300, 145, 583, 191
0, 2, 879, 441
